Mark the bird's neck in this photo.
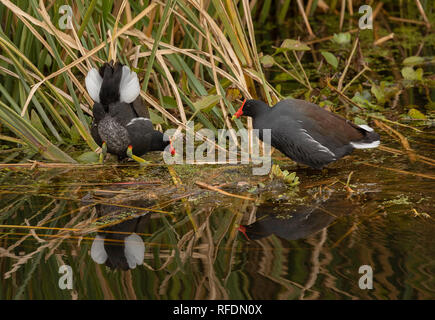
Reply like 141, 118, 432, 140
247, 100, 269, 118
149, 131, 168, 151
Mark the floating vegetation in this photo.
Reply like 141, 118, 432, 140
269, 164, 300, 187
0, 0, 434, 301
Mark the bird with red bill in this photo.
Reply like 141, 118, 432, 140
169, 139, 176, 156
86, 61, 173, 164
231, 99, 246, 120
231, 98, 380, 169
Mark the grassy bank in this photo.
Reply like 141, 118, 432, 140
0, 0, 433, 163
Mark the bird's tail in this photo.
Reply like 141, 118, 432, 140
351, 125, 380, 149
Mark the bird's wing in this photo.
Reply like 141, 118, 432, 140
91, 102, 106, 146
275, 99, 364, 148
265, 119, 337, 169
92, 102, 107, 122
85, 68, 103, 102
119, 66, 140, 104
108, 102, 137, 127
125, 117, 154, 132
131, 96, 150, 118
91, 121, 103, 146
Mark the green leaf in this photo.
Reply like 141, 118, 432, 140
401, 67, 414, 80
415, 68, 424, 81
403, 56, 425, 67
76, 151, 99, 164
280, 39, 310, 51
371, 84, 386, 105
332, 32, 351, 45
102, 0, 114, 20
269, 164, 300, 187
260, 55, 275, 68
162, 96, 177, 109
70, 125, 81, 144
408, 108, 426, 120
353, 117, 367, 125
30, 110, 48, 136
351, 92, 382, 110
44, 54, 52, 68
259, 0, 272, 24
211, 0, 248, 66
401, 67, 423, 81
273, 73, 294, 81
0, 101, 75, 162
247, 186, 257, 193
193, 95, 222, 113
288, 172, 296, 181
77, 0, 98, 38
320, 51, 338, 69
149, 110, 164, 124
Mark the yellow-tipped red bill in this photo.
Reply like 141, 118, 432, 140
231, 99, 246, 120
169, 139, 176, 155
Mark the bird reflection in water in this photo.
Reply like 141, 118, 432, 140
83, 193, 151, 271
238, 192, 357, 241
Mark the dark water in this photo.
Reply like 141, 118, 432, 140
0, 133, 434, 300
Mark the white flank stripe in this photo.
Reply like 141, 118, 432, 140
351, 140, 380, 149
300, 129, 336, 157
358, 124, 374, 132
126, 117, 151, 126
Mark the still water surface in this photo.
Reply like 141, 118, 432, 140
0, 133, 433, 299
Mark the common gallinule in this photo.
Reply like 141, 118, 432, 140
85, 62, 174, 163
89, 200, 151, 270
91, 225, 146, 270
91, 101, 172, 163
232, 99, 380, 169
238, 194, 355, 241
83, 188, 155, 270
86, 61, 141, 106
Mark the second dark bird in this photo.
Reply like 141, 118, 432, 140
232, 98, 380, 169
85, 61, 174, 163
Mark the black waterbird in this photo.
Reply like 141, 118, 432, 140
85, 61, 175, 163
232, 98, 380, 169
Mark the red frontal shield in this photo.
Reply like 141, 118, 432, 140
169, 139, 176, 155
232, 99, 246, 120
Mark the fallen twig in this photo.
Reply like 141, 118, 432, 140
361, 163, 435, 180
374, 119, 416, 163
379, 145, 435, 166
374, 33, 394, 46
195, 181, 255, 201
338, 37, 359, 91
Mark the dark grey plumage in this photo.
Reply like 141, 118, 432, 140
240, 195, 356, 241
91, 101, 169, 159
236, 99, 380, 169
87, 62, 169, 159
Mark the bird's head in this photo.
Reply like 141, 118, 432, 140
232, 99, 267, 120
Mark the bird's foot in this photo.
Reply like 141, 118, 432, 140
126, 145, 151, 165
98, 141, 107, 164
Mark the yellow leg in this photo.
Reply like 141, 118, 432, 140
126, 145, 150, 165
99, 141, 107, 164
